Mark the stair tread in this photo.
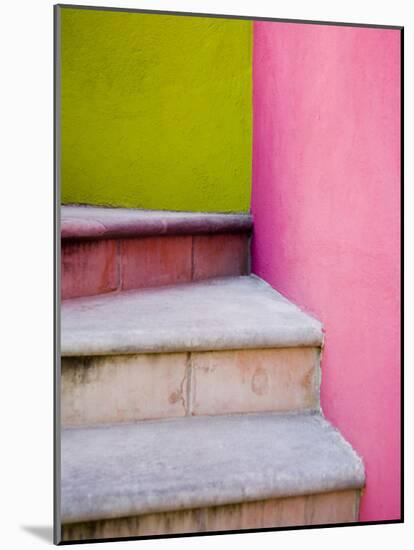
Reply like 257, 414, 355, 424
61, 205, 252, 240
61, 411, 365, 523
61, 276, 323, 356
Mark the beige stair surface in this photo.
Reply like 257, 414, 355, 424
61, 275, 323, 356
60, 411, 365, 541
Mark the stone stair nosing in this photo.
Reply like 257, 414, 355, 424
61, 205, 253, 240
61, 275, 324, 357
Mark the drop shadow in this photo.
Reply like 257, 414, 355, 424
21, 525, 54, 543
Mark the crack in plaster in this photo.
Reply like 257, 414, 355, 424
186, 352, 194, 416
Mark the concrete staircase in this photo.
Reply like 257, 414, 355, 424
59, 206, 365, 542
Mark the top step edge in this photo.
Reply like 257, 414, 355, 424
61, 205, 253, 240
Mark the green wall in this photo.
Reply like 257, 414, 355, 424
60, 8, 252, 212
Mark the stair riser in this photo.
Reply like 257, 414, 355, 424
61, 347, 320, 427
61, 489, 359, 541
62, 233, 249, 300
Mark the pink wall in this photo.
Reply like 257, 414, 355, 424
252, 22, 401, 522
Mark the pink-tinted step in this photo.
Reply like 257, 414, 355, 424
61, 206, 252, 300
120, 236, 192, 290
62, 233, 249, 299
61, 206, 252, 240
193, 234, 249, 281
62, 240, 118, 300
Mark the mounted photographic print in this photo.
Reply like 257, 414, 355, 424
54, 4, 403, 545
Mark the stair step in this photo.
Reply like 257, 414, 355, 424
61, 276, 323, 425
61, 205, 253, 240
61, 275, 323, 356
61, 411, 365, 527
61, 206, 252, 299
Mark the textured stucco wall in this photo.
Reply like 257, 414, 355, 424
252, 22, 401, 522
60, 8, 252, 212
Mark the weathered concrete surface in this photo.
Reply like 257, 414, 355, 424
61, 353, 189, 426
62, 489, 360, 541
61, 206, 252, 240
61, 411, 365, 523
61, 276, 323, 356
62, 239, 118, 300
61, 347, 319, 426
191, 348, 320, 416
